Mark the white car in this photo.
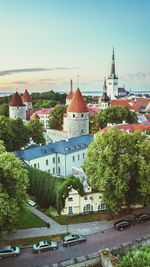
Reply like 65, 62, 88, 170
28, 199, 36, 207
0, 246, 20, 258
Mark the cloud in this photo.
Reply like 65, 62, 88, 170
127, 72, 150, 80
0, 66, 79, 76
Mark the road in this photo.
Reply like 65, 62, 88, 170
1, 221, 150, 267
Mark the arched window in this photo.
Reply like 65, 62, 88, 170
98, 203, 107, 211
83, 204, 93, 213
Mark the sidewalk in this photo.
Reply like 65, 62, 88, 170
4, 206, 150, 241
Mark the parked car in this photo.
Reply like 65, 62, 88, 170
0, 246, 20, 258
32, 240, 58, 253
134, 213, 150, 223
28, 199, 36, 207
62, 234, 86, 247
114, 219, 134, 231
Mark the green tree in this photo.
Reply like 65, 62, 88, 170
48, 104, 67, 130
0, 141, 29, 233
10, 118, 29, 151
98, 106, 138, 129
89, 114, 99, 134
26, 119, 46, 145
0, 115, 14, 151
84, 128, 148, 212
0, 103, 9, 117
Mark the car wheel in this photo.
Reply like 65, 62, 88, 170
141, 221, 144, 223
53, 247, 56, 250
14, 254, 17, 257
38, 250, 41, 254
67, 244, 70, 247
120, 227, 123, 231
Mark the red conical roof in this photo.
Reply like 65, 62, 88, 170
67, 88, 89, 113
66, 90, 74, 99
9, 92, 25, 107
22, 89, 32, 102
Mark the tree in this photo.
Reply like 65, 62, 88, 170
0, 103, 9, 117
10, 118, 29, 151
0, 141, 29, 233
89, 114, 99, 134
98, 106, 138, 129
84, 128, 148, 212
0, 115, 14, 151
48, 104, 67, 130
26, 119, 46, 145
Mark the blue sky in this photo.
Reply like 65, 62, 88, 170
0, 0, 150, 93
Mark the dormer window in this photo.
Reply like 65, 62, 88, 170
81, 114, 83, 117
73, 114, 75, 117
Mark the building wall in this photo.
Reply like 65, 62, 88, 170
64, 112, 89, 138
107, 78, 118, 99
46, 129, 68, 142
9, 106, 26, 120
24, 102, 32, 110
61, 188, 107, 215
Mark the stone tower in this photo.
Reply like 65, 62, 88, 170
22, 89, 32, 110
64, 88, 89, 138
66, 79, 74, 106
107, 47, 118, 99
9, 91, 26, 120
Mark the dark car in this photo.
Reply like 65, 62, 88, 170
32, 240, 58, 253
0, 246, 20, 258
62, 234, 86, 247
114, 219, 134, 231
134, 213, 150, 223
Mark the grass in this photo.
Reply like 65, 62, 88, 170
50, 211, 110, 225
0, 233, 67, 248
17, 209, 47, 229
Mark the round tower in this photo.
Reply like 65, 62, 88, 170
64, 88, 89, 138
107, 47, 118, 99
66, 79, 74, 106
22, 89, 32, 110
9, 91, 26, 120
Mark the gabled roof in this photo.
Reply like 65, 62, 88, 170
111, 99, 131, 109
67, 88, 89, 113
30, 112, 40, 119
66, 90, 74, 99
9, 92, 25, 107
14, 134, 94, 161
22, 89, 32, 102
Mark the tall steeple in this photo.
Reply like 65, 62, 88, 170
100, 77, 110, 109
109, 47, 117, 79
66, 79, 74, 106
107, 47, 118, 99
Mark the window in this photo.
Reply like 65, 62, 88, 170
53, 157, 55, 164
38, 163, 39, 169
83, 204, 93, 212
73, 156, 75, 162
78, 154, 80, 160
46, 159, 48, 166
81, 114, 83, 117
73, 114, 75, 117
90, 196, 93, 200
99, 195, 102, 199
84, 196, 87, 200
57, 157, 60, 163
68, 197, 73, 201
98, 203, 107, 211
53, 168, 55, 174
68, 207, 73, 214
34, 163, 36, 168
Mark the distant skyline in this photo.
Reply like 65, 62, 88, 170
0, 0, 150, 93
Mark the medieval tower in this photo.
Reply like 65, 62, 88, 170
107, 47, 118, 99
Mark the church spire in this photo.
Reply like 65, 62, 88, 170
110, 46, 117, 78
101, 77, 110, 102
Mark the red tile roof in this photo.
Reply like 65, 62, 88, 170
22, 89, 32, 102
111, 99, 131, 109
67, 88, 89, 113
99, 122, 150, 134
9, 92, 25, 107
66, 90, 74, 99
36, 108, 52, 115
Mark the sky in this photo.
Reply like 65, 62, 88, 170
0, 0, 150, 93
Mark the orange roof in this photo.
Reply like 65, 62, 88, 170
67, 88, 89, 113
99, 122, 150, 134
22, 89, 32, 102
111, 99, 131, 109
66, 90, 74, 99
9, 92, 25, 107
30, 112, 39, 119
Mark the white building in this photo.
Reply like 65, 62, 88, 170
22, 89, 32, 110
61, 188, 107, 215
14, 134, 94, 177
107, 48, 118, 99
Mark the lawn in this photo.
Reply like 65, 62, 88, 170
17, 209, 47, 229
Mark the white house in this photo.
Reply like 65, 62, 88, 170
14, 134, 94, 177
